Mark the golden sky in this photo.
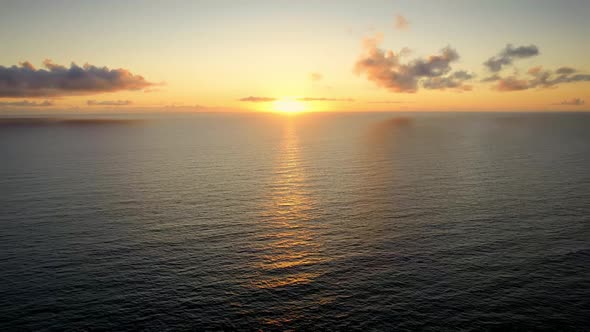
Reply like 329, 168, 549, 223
0, 0, 589, 113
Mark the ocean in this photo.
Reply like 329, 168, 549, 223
0, 112, 589, 330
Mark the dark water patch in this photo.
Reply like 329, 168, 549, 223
0, 117, 142, 127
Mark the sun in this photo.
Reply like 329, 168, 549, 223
273, 98, 306, 113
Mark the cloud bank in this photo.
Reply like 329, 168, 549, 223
354, 35, 472, 93
87, 100, 132, 106
557, 98, 585, 106
493, 67, 590, 91
239, 96, 277, 102
0, 60, 153, 97
484, 44, 539, 72
0, 100, 53, 107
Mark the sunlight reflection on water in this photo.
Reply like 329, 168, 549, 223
251, 120, 328, 291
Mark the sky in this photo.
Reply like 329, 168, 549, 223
0, 0, 589, 113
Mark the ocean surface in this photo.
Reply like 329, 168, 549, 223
0, 112, 589, 330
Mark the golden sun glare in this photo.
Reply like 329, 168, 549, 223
273, 98, 306, 113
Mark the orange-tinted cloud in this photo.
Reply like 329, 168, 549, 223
491, 67, 590, 91
309, 72, 323, 81
354, 34, 471, 92
394, 15, 409, 30
0, 60, 153, 97
527, 66, 543, 75
495, 77, 530, 91
239, 96, 277, 102
87, 100, 132, 106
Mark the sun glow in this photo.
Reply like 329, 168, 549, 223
273, 98, 306, 113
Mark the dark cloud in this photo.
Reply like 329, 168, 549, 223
528, 67, 590, 87
557, 98, 585, 106
0, 100, 53, 107
484, 44, 539, 72
239, 96, 277, 102
399, 47, 412, 57
310, 72, 323, 81
451, 70, 474, 80
354, 35, 470, 93
555, 67, 576, 75
422, 70, 474, 90
394, 15, 409, 30
480, 74, 501, 82
87, 100, 132, 106
0, 60, 153, 97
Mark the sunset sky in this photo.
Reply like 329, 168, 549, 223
1, 0, 589, 112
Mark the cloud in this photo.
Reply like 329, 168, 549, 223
488, 66, 590, 91
422, 70, 474, 90
557, 98, 585, 106
87, 100, 132, 106
0, 100, 53, 107
354, 34, 470, 93
555, 67, 576, 75
527, 66, 543, 76
527, 66, 590, 87
480, 74, 501, 82
491, 66, 590, 91
310, 72, 323, 81
0, 60, 153, 97
394, 15, 409, 30
399, 47, 412, 57
494, 77, 530, 91
484, 44, 539, 72
239, 96, 277, 102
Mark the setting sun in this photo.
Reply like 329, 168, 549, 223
273, 98, 306, 113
